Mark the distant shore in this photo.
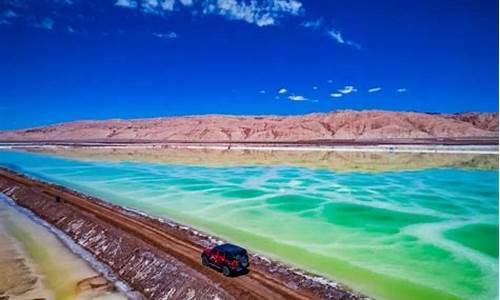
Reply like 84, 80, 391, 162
0, 140, 498, 154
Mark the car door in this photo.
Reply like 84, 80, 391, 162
213, 250, 226, 267
209, 249, 220, 265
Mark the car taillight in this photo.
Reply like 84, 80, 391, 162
230, 260, 239, 268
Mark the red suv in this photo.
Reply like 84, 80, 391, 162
201, 243, 250, 276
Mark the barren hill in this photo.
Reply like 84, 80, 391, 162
0, 110, 497, 143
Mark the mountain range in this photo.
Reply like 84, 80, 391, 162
0, 110, 497, 143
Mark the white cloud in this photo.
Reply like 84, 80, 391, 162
287, 94, 318, 102
312, 86, 318, 90
397, 88, 407, 93
204, 0, 303, 27
302, 18, 363, 52
330, 93, 342, 98
328, 29, 344, 44
161, 0, 175, 10
142, 0, 161, 13
115, 0, 138, 8
327, 79, 333, 83
153, 31, 177, 38
288, 95, 307, 101
338, 85, 357, 94
301, 18, 322, 30
368, 87, 382, 93
117, 0, 303, 27
259, 90, 266, 94
327, 28, 361, 49
278, 88, 287, 94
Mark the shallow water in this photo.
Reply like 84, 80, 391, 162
0, 150, 497, 300
0, 194, 127, 300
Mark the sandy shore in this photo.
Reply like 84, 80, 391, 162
177, 144, 499, 154
0, 140, 498, 154
0, 194, 127, 300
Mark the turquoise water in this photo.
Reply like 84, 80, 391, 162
0, 150, 498, 300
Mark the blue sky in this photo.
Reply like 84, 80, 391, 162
0, 0, 498, 129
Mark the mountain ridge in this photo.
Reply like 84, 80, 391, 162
0, 110, 497, 142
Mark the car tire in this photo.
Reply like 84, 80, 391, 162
202, 255, 209, 266
222, 266, 231, 277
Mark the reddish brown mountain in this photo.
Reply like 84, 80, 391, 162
0, 110, 497, 142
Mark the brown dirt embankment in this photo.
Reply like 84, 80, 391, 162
0, 168, 362, 300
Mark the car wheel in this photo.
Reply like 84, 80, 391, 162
222, 266, 231, 277
202, 255, 209, 266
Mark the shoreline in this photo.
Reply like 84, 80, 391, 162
0, 141, 498, 154
0, 193, 130, 300
0, 193, 138, 300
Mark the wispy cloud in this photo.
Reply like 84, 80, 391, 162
153, 31, 177, 39
35, 17, 55, 30
0, 10, 15, 25
312, 86, 318, 90
259, 90, 266, 94
278, 88, 288, 94
288, 95, 317, 102
397, 88, 407, 93
203, 0, 303, 27
301, 18, 322, 30
327, 29, 361, 49
160, 0, 175, 10
368, 87, 382, 93
179, 0, 193, 6
300, 16, 361, 50
2, 9, 18, 18
115, 0, 138, 8
330, 93, 342, 98
338, 85, 357, 94
288, 95, 307, 101
114, 0, 303, 27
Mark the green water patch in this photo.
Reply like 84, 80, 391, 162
408, 194, 470, 215
154, 208, 464, 300
0, 150, 497, 300
265, 194, 325, 213
444, 224, 499, 258
319, 202, 441, 234
220, 188, 266, 199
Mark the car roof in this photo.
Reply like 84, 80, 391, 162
214, 243, 246, 254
